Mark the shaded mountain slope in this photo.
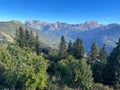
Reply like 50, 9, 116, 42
25, 20, 120, 52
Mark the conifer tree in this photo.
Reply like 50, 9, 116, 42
98, 44, 108, 64
24, 29, 30, 47
58, 35, 67, 59
15, 28, 19, 45
67, 40, 73, 55
35, 34, 40, 55
29, 30, 35, 49
73, 37, 84, 59
88, 42, 99, 64
15, 28, 41, 55
91, 45, 107, 84
103, 38, 120, 87
18, 27, 25, 48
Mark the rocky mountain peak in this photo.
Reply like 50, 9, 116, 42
79, 20, 101, 30
25, 20, 50, 30
25, 20, 101, 31
84, 20, 98, 25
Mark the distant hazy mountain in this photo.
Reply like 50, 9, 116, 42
25, 20, 120, 52
25, 20, 101, 31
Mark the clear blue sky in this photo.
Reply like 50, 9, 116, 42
0, 0, 120, 24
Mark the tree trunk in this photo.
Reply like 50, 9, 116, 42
9, 86, 15, 90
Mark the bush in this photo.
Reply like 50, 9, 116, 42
47, 84, 73, 90
93, 83, 113, 90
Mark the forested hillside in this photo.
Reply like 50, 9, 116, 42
0, 27, 119, 90
0, 21, 59, 48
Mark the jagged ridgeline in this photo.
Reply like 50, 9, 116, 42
25, 20, 120, 52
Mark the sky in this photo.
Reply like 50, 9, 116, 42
0, 0, 120, 24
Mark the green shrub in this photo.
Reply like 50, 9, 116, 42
93, 83, 113, 90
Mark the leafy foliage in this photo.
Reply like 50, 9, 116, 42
0, 46, 48, 90
58, 55, 93, 90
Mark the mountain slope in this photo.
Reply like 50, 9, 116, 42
25, 20, 120, 52
0, 21, 28, 37
0, 21, 59, 48
0, 31, 14, 43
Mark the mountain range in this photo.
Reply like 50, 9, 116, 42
25, 20, 120, 52
0, 20, 120, 53
25, 20, 101, 31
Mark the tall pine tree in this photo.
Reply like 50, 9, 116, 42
15, 28, 41, 55
88, 42, 99, 64
98, 44, 108, 64
67, 40, 73, 55
103, 38, 120, 88
24, 29, 30, 47
58, 35, 67, 59
29, 30, 35, 49
18, 27, 25, 48
73, 37, 84, 59
15, 28, 19, 46
34, 34, 40, 55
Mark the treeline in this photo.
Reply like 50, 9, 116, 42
47, 35, 120, 90
15, 27, 40, 55
0, 27, 120, 90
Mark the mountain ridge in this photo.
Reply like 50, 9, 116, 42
25, 20, 120, 52
25, 20, 102, 31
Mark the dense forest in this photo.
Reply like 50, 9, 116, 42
0, 27, 120, 90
